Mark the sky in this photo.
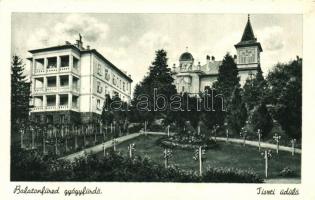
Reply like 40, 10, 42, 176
11, 13, 302, 92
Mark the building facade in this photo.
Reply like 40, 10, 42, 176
172, 15, 262, 93
28, 37, 132, 124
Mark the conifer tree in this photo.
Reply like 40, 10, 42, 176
243, 66, 267, 110
132, 49, 177, 123
251, 102, 273, 138
11, 55, 31, 143
213, 53, 240, 102
101, 94, 114, 125
226, 87, 247, 135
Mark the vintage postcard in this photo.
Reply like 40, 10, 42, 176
1, 0, 314, 199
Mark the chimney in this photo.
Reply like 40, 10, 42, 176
128, 74, 131, 78
197, 61, 201, 70
65, 41, 71, 45
211, 56, 215, 61
173, 63, 176, 71
206, 55, 211, 64
86, 45, 90, 50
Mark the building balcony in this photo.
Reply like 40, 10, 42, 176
59, 105, 68, 110
34, 87, 44, 94
46, 87, 57, 92
31, 105, 79, 112
35, 68, 45, 74
47, 67, 58, 73
60, 66, 69, 72
32, 106, 44, 111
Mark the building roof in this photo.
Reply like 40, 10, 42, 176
234, 15, 263, 52
179, 52, 194, 61
241, 15, 256, 42
200, 61, 222, 75
82, 49, 133, 82
28, 44, 132, 82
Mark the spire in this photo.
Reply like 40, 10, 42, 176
241, 14, 256, 42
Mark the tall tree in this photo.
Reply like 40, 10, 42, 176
242, 66, 267, 111
266, 57, 302, 139
251, 102, 273, 138
101, 94, 114, 125
226, 87, 248, 135
213, 53, 240, 102
131, 49, 177, 123
11, 55, 31, 143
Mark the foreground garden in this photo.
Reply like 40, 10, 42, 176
98, 135, 301, 179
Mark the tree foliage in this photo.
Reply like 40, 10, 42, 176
226, 87, 248, 135
243, 66, 267, 110
11, 55, 31, 143
251, 102, 273, 138
266, 58, 302, 139
131, 49, 177, 123
213, 53, 240, 101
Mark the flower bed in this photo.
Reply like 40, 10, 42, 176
158, 134, 218, 150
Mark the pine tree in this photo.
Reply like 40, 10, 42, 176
243, 66, 267, 110
226, 87, 248, 135
131, 49, 177, 123
251, 102, 273, 138
213, 53, 240, 102
101, 94, 114, 125
11, 55, 31, 143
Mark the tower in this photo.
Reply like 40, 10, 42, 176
234, 14, 263, 85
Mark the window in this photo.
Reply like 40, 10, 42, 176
105, 69, 110, 81
97, 99, 101, 110
97, 81, 103, 93
113, 75, 117, 86
123, 82, 125, 91
182, 86, 185, 92
97, 64, 102, 75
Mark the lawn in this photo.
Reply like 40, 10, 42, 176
99, 135, 301, 179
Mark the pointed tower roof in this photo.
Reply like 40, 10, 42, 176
241, 14, 256, 42
235, 14, 263, 51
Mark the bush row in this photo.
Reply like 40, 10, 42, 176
11, 147, 263, 183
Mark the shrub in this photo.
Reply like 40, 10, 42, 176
202, 167, 263, 183
11, 148, 263, 183
128, 123, 143, 133
279, 167, 297, 177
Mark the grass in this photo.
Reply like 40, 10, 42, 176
100, 135, 301, 179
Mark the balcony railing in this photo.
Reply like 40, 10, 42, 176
46, 105, 57, 110
59, 86, 69, 92
31, 105, 79, 112
46, 87, 57, 92
34, 67, 80, 75
47, 68, 58, 73
34, 68, 45, 74
60, 66, 69, 72
34, 87, 44, 93
59, 105, 68, 110
31, 106, 44, 111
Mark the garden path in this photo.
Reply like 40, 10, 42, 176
60, 131, 301, 162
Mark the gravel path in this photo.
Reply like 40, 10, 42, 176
60, 132, 301, 161
215, 137, 301, 154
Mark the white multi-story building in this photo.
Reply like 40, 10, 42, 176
28, 37, 132, 124
172, 15, 262, 93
